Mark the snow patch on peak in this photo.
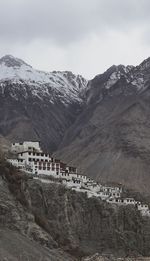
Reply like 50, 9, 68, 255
131, 77, 145, 90
0, 55, 88, 104
104, 71, 121, 89
122, 65, 134, 74
0, 55, 31, 68
104, 65, 134, 90
139, 57, 150, 71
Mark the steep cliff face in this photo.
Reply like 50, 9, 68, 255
27, 181, 148, 257
1, 159, 150, 260
0, 160, 75, 260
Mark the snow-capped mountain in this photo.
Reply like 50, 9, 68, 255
85, 58, 150, 106
0, 55, 88, 151
0, 55, 88, 104
2, 53, 150, 194
85, 64, 135, 104
55, 57, 150, 194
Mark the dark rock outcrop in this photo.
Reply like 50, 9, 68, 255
0, 158, 75, 260
1, 159, 150, 260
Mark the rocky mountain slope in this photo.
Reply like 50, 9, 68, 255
56, 58, 150, 194
1, 55, 150, 194
1, 157, 150, 260
0, 55, 87, 151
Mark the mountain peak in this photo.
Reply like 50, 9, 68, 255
139, 57, 150, 71
0, 55, 31, 68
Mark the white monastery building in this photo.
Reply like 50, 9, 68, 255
8, 141, 150, 218
8, 141, 84, 181
11, 141, 42, 153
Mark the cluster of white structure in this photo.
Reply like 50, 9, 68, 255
8, 141, 92, 182
8, 141, 150, 218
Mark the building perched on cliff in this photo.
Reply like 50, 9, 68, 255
8, 141, 88, 183
7, 141, 150, 218
11, 141, 42, 153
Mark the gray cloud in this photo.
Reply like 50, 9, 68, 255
0, 0, 150, 45
0, 0, 150, 77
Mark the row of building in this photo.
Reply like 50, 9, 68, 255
8, 141, 150, 218
8, 141, 94, 185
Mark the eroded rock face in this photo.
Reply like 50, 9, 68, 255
1, 160, 150, 260
26, 180, 150, 258
0, 176, 57, 249
0, 160, 75, 261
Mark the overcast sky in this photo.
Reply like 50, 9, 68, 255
0, 0, 150, 78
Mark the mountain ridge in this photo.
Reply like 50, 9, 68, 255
0, 55, 88, 151
1, 55, 150, 193
55, 56, 150, 194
